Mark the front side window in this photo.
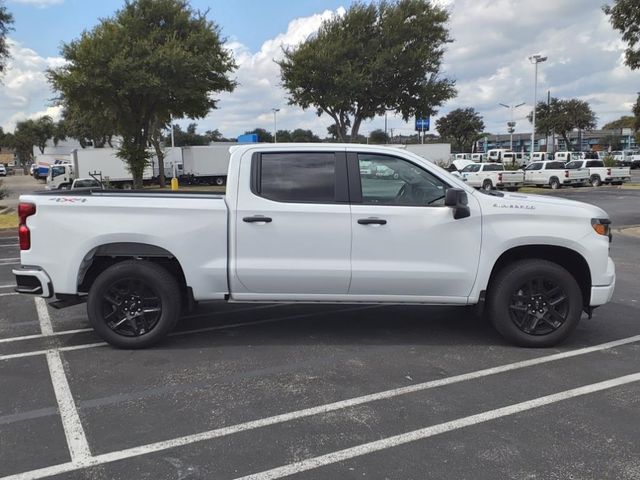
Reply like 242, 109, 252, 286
358, 154, 448, 206
255, 153, 337, 203
51, 166, 65, 178
461, 164, 481, 173
546, 161, 566, 169
565, 161, 582, 169
525, 163, 543, 171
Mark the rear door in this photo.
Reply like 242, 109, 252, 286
348, 152, 481, 300
234, 150, 352, 296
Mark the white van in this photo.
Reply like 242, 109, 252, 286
486, 149, 511, 163
471, 153, 486, 162
502, 152, 528, 167
532, 152, 554, 162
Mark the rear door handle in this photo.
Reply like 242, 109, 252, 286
243, 216, 272, 223
357, 218, 387, 225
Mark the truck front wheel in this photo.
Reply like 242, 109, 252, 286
487, 259, 583, 347
87, 260, 181, 348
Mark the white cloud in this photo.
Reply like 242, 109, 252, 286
0, 40, 65, 130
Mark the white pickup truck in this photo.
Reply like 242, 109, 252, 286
13, 144, 615, 349
458, 163, 524, 191
523, 161, 589, 189
565, 160, 631, 187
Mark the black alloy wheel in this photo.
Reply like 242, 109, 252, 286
508, 277, 568, 335
101, 277, 162, 337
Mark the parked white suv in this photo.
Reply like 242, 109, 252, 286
0, 164, 7, 177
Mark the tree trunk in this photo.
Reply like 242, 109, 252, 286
562, 133, 572, 151
150, 136, 166, 187
350, 116, 364, 143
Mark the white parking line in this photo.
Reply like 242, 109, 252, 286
0, 328, 94, 345
1, 334, 639, 480
0, 284, 16, 289
35, 297, 53, 336
0, 243, 18, 247
234, 373, 640, 480
0, 257, 19, 264
0, 292, 18, 297
45, 351, 92, 462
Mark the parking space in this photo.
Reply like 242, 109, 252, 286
0, 187, 639, 480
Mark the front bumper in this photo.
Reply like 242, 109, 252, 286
590, 257, 615, 306
12, 266, 53, 298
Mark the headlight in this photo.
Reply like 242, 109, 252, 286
591, 218, 612, 242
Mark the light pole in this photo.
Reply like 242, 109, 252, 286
529, 54, 547, 158
271, 108, 280, 142
499, 102, 525, 151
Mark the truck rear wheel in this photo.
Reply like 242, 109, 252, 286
590, 175, 601, 187
487, 259, 583, 347
482, 179, 493, 191
87, 260, 181, 348
549, 178, 561, 189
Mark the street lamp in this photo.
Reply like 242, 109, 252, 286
271, 108, 280, 143
499, 102, 525, 151
529, 54, 547, 158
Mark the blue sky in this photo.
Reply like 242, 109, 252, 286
2, 0, 640, 140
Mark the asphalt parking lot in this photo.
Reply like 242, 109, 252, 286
1, 187, 639, 480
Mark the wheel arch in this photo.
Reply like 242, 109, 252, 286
77, 242, 189, 296
487, 245, 591, 308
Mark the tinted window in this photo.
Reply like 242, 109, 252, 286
525, 163, 543, 171
258, 153, 336, 203
545, 162, 566, 169
483, 164, 503, 171
358, 154, 447, 206
565, 161, 582, 169
461, 164, 481, 173
586, 160, 604, 167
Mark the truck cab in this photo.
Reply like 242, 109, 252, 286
46, 163, 74, 190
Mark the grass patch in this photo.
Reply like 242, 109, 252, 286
0, 213, 18, 230
515, 187, 552, 194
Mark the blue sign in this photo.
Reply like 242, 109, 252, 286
415, 117, 430, 131
237, 133, 259, 143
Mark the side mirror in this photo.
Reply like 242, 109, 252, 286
445, 188, 471, 219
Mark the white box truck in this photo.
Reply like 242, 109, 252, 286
181, 145, 231, 186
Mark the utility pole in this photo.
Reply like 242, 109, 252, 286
499, 102, 525, 151
529, 54, 548, 158
271, 108, 280, 143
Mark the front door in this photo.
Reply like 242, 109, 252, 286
349, 153, 482, 300
234, 150, 352, 296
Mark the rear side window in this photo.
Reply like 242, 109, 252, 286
586, 161, 604, 167
483, 164, 503, 171
546, 162, 566, 169
254, 152, 337, 203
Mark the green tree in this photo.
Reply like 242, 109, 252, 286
602, 115, 635, 130
0, 1, 13, 76
279, 0, 455, 142
245, 128, 273, 143
604, 0, 640, 70
290, 128, 320, 142
633, 93, 640, 132
531, 98, 596, 151
369, 129, 389, 144
61, 103, 116, 148
326, 124, 346, 141
435, 108, 485, 152
599, 134, 622, 150
169, 123, 213, 146
48, 0, 236, 188
275, 129, 292, 142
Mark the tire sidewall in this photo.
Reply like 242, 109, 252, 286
488, 260, 583, 347
87, 260, 181, 348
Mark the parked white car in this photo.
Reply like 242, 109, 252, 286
459, 162, 524, 191
501, 152, 528, 167
531, 152, 554, 162
565, 160, 631, 186
470, 153, 486, 162
14, 144, 615, 349
0, 164, 6, 177
523, 161, 589, 189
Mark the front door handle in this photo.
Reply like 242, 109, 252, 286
357, 218, 387, 225
243, 216, 272, 223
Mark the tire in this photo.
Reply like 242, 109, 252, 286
87, 260, 181, 349
590, 175, 601, 187
482, 179, 493, 191
549, 178, 561, 190
487, 259, 583, 347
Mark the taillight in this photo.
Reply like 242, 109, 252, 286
564, 170, 569, 178
607, 168, 611, 176
498, 173, 503, 182
18, 202, 36, 250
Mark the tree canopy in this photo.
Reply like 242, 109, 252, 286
601, 115, 635, 130
279, 0, 455, 142
48, 0, 236, 187
435, 108, 484, 152
369, 129, 389, 144
604, 0, 640, 70
0, 1, 13, 76
531, 98, 596, 151
166, 123, 225, 146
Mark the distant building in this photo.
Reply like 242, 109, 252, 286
478, 128, 637, 152
0, 146, 16, 165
